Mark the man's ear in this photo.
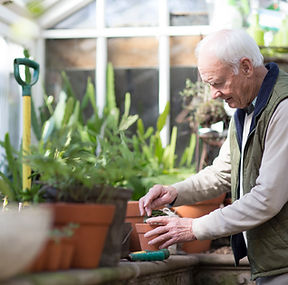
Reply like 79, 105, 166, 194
240, 57, 253, 77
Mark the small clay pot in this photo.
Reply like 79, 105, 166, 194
135, 223, 162, 251
125, 201, 144, 252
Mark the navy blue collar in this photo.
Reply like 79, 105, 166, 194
234, 62, 279, 147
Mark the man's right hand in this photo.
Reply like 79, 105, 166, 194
139, 184, 178, 216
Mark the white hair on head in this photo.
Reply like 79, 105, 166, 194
195, 29, 264, 74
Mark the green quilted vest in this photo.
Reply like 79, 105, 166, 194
230, 69, 288, 280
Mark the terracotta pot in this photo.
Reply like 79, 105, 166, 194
59, 238, 75, 270
45, 240, 62, 271
135, 223, 162, 251
27, 235, 75, 272
125, 201, 144, 252
194, 193, 226, 206
51, 203, 115, 269
174, 193, 226, 254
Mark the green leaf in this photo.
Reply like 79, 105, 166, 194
62, 97, 75, 127
54, 91, 67, 129
137, 119, 145, 137
154, 134, 163, 161
104, 107, 119, 131
119, 115, 138, 131
61, 72, 76, 99
41, 117, 55, 143
123, 92, 131, 118
179, 133, 196, 167
0, 175, 16, 201
106, 62, 116, 111
144, 127, 154, 139
68, 100, 80, 126
87, 78, 97, 113
157, 102, 170, 132
179, 148, 188, 167
168, 126, 177, 169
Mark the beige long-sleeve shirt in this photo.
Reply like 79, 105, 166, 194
172, 99, 288, 241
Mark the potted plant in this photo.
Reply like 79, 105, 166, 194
135, 209, 169, 251
27, 223, 78, 272
178, 79, 229, 131
0, 63, 143, 269
177, 79, 230, 170
23, 74, 143, 268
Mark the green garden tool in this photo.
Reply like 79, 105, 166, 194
14, 58, 39, 191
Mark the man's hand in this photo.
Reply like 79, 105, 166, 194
144, 216, 196, 249
139, 184, 177, 216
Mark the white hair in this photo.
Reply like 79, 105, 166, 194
195, 29, 264, 74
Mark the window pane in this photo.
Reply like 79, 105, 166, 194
170, 36, 202, 67
108, 37, 158, 68
53, 1, 96, 29
45, 39, 96, 121
170, 67, 199, 163
46, 39, 96, 70
168, 0, 209, 26
106, 0, 158, 27
170, 35, 201, 160
108, 37, 159, 129
0, 39, 22, 157
115, 68, 159, 130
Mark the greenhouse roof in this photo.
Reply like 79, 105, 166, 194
1, 0, 93, 29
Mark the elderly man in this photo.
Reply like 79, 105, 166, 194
139, 29, 288, 285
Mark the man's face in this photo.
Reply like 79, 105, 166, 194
198, 54, 250, 109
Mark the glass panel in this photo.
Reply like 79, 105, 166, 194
46, 39, 96, 70
106, 0, 158, 27
115, 68, 159, 131
0, 39, 22, 157
108, 37, 159, 129
45, 70, 96, 121
53, 1, 96, 29
170, 67, 199, 163
170, 36, 202, 67
108, 37, 158, 68
168, 0, 209, 26
45, 39, 96, 121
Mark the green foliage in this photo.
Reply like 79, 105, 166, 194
0, 62, 198, 204
128, 101, 197, 200
106, 62, 117, 112
20, 63, 142, 202
133, 101, 195, 176
179, 79, 228, 129
0, 134, 44, 203
0, 133, 22, 201
180, 133, 197, 168
25, 125, 144, 202
140, 168, 194, 194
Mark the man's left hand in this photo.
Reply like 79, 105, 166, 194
144, 216, 197, 249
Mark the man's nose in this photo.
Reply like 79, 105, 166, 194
211, 87, 222, 99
